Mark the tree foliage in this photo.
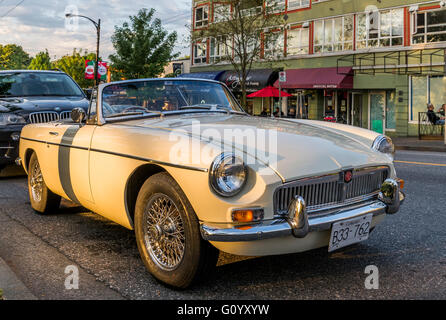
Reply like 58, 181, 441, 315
109, 8, 179, 80
28, 50, 52, 70
0, 44, 32, 70
53, 49, 98, 88
195, 0, 284, 107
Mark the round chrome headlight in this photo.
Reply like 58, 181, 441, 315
209, 153, 247, 197
372, 135, 395, 158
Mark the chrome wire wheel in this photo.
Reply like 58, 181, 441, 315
143, 193, 185, 271
30, 159, 43, 203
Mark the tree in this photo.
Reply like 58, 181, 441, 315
0, 44, 31, 70
194, 0, 284, 108
53, 49, 98, 88
109, 8, 179, 80
28, 50, 52, 70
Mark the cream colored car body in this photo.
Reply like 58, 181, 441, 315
19, 81, 396, 257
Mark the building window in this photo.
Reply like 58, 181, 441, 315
413, 9, 446, 44
213, 3, 230, 23
287, 0, 310, 11
356, 9, 404, 49
410, 75, 446, 122
314, 15, 354, 53
265, 0, 286, 14
264, 31, 285, 58
193, 41, 207, 64
195, 5, 209, 28
210, 37, 229, 63
287, 27, 309, 55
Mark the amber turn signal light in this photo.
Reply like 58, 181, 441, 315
397, 178, 405, 190
232, 208, 264, 223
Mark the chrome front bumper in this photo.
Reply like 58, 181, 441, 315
201, 179, 405, 243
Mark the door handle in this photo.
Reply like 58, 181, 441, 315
49, 132, 59, 136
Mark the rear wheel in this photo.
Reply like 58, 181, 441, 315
28, 152, 61, 214
134, 172, 219, 289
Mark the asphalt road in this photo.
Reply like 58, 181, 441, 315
0, 150, 444, 300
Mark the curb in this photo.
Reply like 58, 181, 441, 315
0, 257, 36, 300
395, 145, 446, 153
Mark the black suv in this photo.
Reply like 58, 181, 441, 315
0, 70, 89, 171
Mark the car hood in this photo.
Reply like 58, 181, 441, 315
0, 96, 88, 114
125, 113, 391, 182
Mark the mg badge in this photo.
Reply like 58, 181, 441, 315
344, 170, 353, 183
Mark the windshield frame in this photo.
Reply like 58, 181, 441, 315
96, 78, 246, 125
0, 71, 86, 98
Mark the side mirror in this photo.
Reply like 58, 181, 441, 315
71, 108, 86, 123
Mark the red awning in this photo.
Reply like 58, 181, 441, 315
274, 67, 353, 89
247, 86, 292, 98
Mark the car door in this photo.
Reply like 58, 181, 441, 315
41, 121, 95, 205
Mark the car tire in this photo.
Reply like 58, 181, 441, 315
28, 152, 61, 214
134, 172, 219, 289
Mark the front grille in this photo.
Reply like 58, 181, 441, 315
28, 111, 73, 124
60, 111, 72, 120
29, 112, 59, 124
274, 166, 389, 215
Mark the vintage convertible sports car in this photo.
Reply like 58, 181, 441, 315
18, 78, 405, 288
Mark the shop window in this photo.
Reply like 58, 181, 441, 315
195, 5, 209, 28
314, 15, 354, 53
213, 3, 231, 23
356, 9, 404, 49
287, 0, 310, 11
193, 41, 208, 64
410, 76, 446, 122
264, 31, 285, 58
210, 36, 230, 63
386, 91, 396, 130
412, 9, 446, 44
287, 27, 309, 55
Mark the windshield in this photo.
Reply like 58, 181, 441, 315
101, 80, 244, 119
0, 72, 84, 97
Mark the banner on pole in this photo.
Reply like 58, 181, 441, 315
85, 60, 108, 81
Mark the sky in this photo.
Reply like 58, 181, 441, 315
0, 0, 191, 61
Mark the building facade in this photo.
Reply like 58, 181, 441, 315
188, 0, 446, 137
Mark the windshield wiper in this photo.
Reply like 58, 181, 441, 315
106, 110, 165, 119
179, 104, 233, 113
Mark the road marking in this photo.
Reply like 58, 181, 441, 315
395, 160, 446, 167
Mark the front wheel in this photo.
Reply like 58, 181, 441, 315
134, 172, 219, 289
28, 152, 61, 214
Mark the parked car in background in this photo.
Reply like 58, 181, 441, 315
18, 78, 405, 289
0, 70, 89, 172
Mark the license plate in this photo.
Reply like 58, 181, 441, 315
328, 214, 373, 252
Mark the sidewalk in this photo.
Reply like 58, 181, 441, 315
393, 137, 446, 153
0, 257, 36, 300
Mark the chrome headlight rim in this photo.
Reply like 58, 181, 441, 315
209, 152, 248, 197
372, 135, 395, 158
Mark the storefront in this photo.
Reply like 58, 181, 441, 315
219, 69, 279, 115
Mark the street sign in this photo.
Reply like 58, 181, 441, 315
279, 71, 286, 83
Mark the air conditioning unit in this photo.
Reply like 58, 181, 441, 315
302, 21, 310, 28
409, 5, 419, 12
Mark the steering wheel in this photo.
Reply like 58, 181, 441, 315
122, 106, 149, 113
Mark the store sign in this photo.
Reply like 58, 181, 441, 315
313, 84, 338, 89
85, 60, 108, 80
